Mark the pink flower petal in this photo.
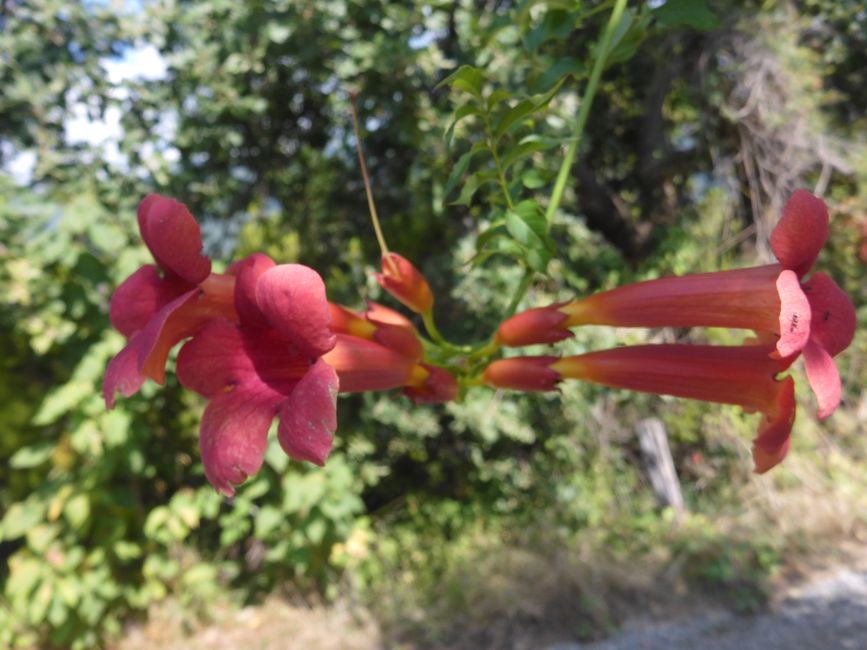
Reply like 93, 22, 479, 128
198, 389, 276, 496
278, 358, 338, 465
752, 376, 796, 473
176, 319, 308, 399
109, 265, 189, 337
256, 264, 336, 357
103, 333, 147, 408
232, 253, 276, 328
371, 323, 424, 360
769, 189, 828, 277
802, 272, 857, 357
365, 301, 416, 331
137, 194, 211, 284
132, 288, 201, 384
774, 269, 811, 357
803, 340, 841, 420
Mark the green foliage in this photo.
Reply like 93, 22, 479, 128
1, 0, 865, 648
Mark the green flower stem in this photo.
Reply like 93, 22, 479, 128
421, 311, 453, 350
544, 0, 629, 227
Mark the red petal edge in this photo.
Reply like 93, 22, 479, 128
103, 333, 147, 408
256, 264, 336, 357
137, 194, 211, 285
803, 272, 856, 358
774, 269, 811, 358
199, 389, 276, 497
769, 189, 829, 277
752, 376, 796, 473
803, 340, 841, 420
277, 358, 338, 465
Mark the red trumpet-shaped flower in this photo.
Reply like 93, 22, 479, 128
328, 302, 423, 360
483, 343, 797, 473
104, 194, 236, 407
376, 252, 434, 316
496, 190, 856, 418
325, 301, 457, 403
176, 253, 338, 496
322, 334, 458, 404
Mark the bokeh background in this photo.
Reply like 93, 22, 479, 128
1, 1, 866, 648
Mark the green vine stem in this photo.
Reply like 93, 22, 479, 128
544, 0, 628, 227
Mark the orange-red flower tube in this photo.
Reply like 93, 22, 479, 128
483, 344, 797, 473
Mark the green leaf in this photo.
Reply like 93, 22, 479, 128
439, 65, 485, 98
475, 218, 507, 250
443, 151, 474, 199
494, 99, 536, 139
64, 494, 91, 529
504, 200, 555, 273
486, 88, 512, 111
531, 57, 586, 94
605, 9, 651, 66
255, 505, 283, 538
32, 381, 91, 425
505, 201, 550, 250
524, 9, 573, 52
652, 0, 720, 31
1, 501, 46, 541
9, 441, 55, 469
501, 135, 561, 170
445, 102, 483, 148
521, 168, 547, 189
452, 170, 496, 206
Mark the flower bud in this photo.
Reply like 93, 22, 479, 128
376, 252, 434, 315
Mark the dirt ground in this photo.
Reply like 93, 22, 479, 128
115, 544, 867, 650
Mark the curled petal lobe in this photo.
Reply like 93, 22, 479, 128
103, 333, 147, 408
132, 288, 201, 384
482, 356, 561, 392
233, 253, 276, 328
376, 253, 434, 315
109, 265, 189, 337
802, 341, 841, 420
769, 190, 829, 277
802, 272, 856, 358
774, 269, 811, 358
278, 359, 339, 465
752, 376, 796, 473
198, 389, 275, 496
256, 264, 336, 357
137, 194, 211, 284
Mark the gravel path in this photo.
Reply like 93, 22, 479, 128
547, 566, 867, 650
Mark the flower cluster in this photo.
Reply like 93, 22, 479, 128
104, 195, 456, 495
105, 190, 855, 493
486, 190, 856, 472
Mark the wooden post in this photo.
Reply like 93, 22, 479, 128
636, 417, 685, 515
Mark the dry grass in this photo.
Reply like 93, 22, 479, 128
115, 596, 382, 650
